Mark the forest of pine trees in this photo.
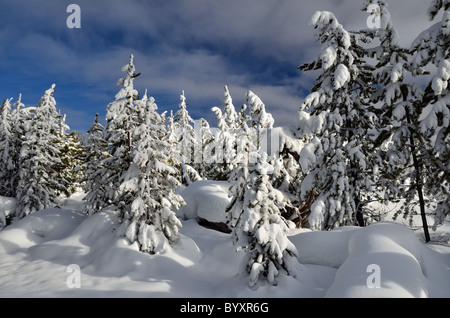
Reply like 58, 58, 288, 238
0, 0, 448, 287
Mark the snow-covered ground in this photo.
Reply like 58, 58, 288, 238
0, 182, 449, 298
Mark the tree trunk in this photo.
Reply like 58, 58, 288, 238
346, 118, 365, 227
405, 111, 431, 243
355, 193, 365, 227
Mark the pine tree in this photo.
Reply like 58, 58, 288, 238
246, 90, 274, 151
210, 86, 239, 180
165, 110, 182, 181
82, 113, 109, 215
411, 2, 450, 230
117, 92, 184, 254
173, 90, 198, 185
64, 130, 85, 193
195, 118, 215, 179
9, 94, 26, 195
271, 153, 305, 227
53, 114, 85, 197
229, 103, 257, 181
223, 85, 239, 131
15, 84, 66, 219
358, 1, 431, 238
0, 98, 15, 197
298, 11, 376, 230
102, 54, 140, 209
364, 1, 449, 240
226, 152, 299, 288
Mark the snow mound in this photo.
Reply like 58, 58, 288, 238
291, 226, 359, 268
177, 180, 233, 223
0, 208, 85, 254
324, 222, 450, 298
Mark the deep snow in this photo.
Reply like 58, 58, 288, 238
0, 183, 449, 298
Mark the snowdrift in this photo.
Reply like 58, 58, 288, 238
291, 223, 450, 297
0, 192, 449, 298
176, 180, 232, 223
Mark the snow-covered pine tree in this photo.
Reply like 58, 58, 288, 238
223, 85, 239, 131
246, 90, 274, 151
64, 130, 85, 193
82, 113, 109, 215
245, 91, 304, 225
271, 154, 305, 227
359, 1, 432, 237
411, 1, 450, 229
15, 84, 67, 219
173, 90, 199, 185
226, 152, 299, 288
210, 86, 239, 180
165, 110, 182, 181
101, 54, 140, 209
117, 92, 184, 254
247, 91, 274, 130
210, 107, 226, 179
229, 103, 256, 181
195, 118, 215, 179
0, 98, 15, 197
8, 95, 27, 199
298, 11, 376, 230
53, 114, 84, 197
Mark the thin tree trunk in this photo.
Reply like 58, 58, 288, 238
405, 111, 431, 243
346, 118, 365, 227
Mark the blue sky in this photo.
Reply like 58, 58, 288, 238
0, 0, 436, 133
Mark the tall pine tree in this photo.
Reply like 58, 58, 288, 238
0, 98, 15, 197
173, 90, 198, 185
15, 84, 66, 219
411, 1, 449, 230
82, 113, 109, 215
210, 86, 239, 180
298, 11, 376, 230
117, 92, 184, 254
101, 54, 140, 210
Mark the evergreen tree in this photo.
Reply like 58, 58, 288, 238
82, 113, 109, 215
223, 85, 239, 130
271, 154, 305, 227
8, 95, 26, 196
195, 118, 215, 179
411, 2, 450, 230
117, 92, 184, 254
173, 90, 198, 185
15, 84, 66, 219
298, 11, 376, 230
359, 1, 431, 238
0, 98, 15, 197
65, 130, 85, 193
102, 54, 140, 209
165, 110, 182, 181
230, 103, 257, 181
226, 152, 299, 288
210, 86, 239, 180
0, 94, 29, 211
53, 114, 85, 196
364, 1, 449, 240
246, 90, 274, 151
